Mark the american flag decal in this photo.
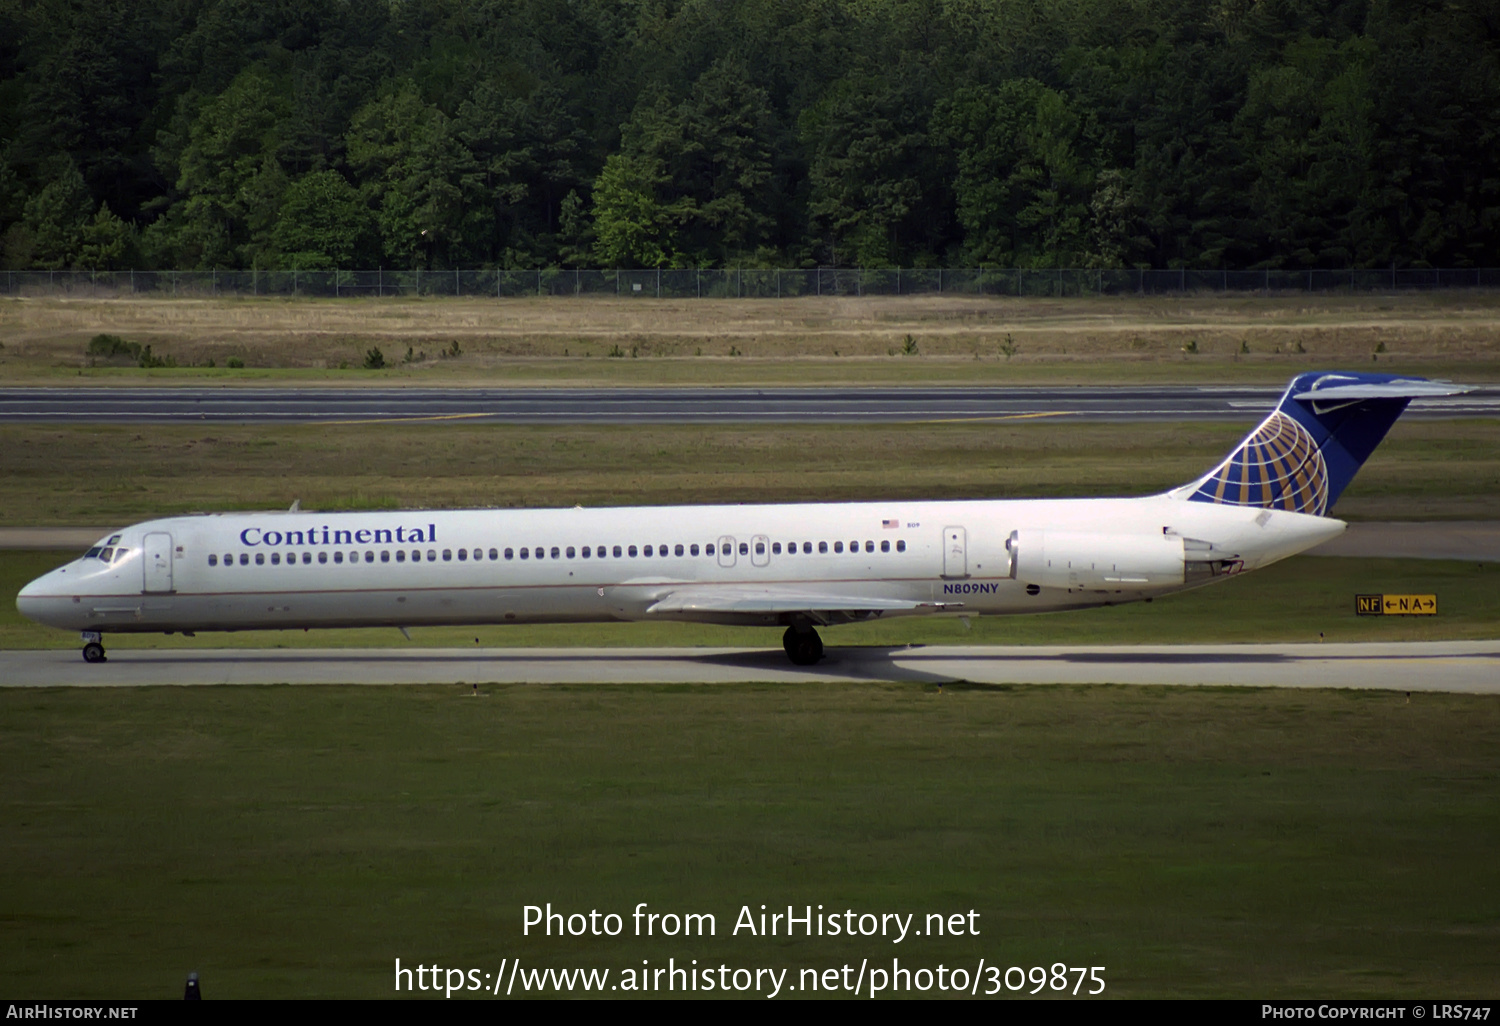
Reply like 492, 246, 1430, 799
882, 519, 899, 529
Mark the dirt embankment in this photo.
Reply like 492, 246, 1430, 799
2, 292, 1498, 374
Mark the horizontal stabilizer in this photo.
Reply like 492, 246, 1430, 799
1291, 379, 1470, 401
647, 586, 950, 615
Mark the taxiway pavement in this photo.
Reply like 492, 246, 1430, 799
4, 641, 1495, 692
3, 384, 1497, 424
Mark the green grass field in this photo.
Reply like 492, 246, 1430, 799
4, 418, 1498, 525
2, 682, 1496, 998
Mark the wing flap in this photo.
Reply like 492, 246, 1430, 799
646, 586, 953, 615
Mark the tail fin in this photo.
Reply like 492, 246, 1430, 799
1168, 371, 1469, 516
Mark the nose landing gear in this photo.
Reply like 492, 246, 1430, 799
81, 632, 106, 663
782, 625, 824, 666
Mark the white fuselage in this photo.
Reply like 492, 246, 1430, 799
17, 496, 1343, 636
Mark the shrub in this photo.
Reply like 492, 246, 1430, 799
364, 347, 386, 369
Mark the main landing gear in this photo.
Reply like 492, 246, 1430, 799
782, 625, 824, 666
81, 632, 106, 663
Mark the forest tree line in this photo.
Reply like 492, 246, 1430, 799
0, 0, 1497, 272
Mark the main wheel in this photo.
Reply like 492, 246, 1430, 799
82, 642, 106, 663
782, 626, 824, 666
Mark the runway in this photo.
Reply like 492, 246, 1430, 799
2, 384, 1496, 424
4, 641, 1496, 692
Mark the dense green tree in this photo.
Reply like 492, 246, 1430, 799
589, 151, 687, 268
938, 80, 1101, 267
347, 83, 470, 267
801, 74, 948, 266
271, 169, 374, 267
0, 0, 1495, 270
19, 159, 93, 268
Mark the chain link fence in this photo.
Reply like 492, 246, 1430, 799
4, 266, 1498, 299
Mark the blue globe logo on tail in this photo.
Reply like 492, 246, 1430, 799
1194, 411, 1329, 515
1176, 372, 1466, 516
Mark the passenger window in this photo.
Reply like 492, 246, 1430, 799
849, 540, 858, 552
613, 545, 622, 558
411, 550, 420, 562
833, 541, 843, 553
690, 543, 700, 556
628, 545, 638, 557
334, 552, 343, 564
442, 549, 452, 561
755, 541, 766, 555
458, 548, 468, 561
581, 546, 591, 559
566, 546, 575, 558
550, 547, 560, 559
738, 542, 748, 555
705, 543, 715, 556
361, 552, 371, 563
520, 548, 529, 560
208, 554, 218, 566
396, 550, 406, 562
659, 543, 667, 556
866, 541, 874, 553
505, 548, 514, 560
489, 548, 498, 560
271, 553, 280, 565
772, 542, 782, 555
880, 540, 890, 553
643, 545, 653, 557
240, 553, 250, 566
349, 552, 359, 563
896, 540, 906, 552
320, 552, 329, 564
253, 553, 262, 565
818, 542, 827, 554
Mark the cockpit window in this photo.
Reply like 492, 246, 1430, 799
107, 535, 121, 545
99, 548, 115, 561
85, 547, 102, 559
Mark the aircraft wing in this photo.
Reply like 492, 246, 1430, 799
646, 586, 959, 616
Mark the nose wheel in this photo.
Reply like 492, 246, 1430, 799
81, 633, 106, 663
782, 626, 824, 666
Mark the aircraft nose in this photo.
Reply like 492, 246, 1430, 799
16, 570, 62, 623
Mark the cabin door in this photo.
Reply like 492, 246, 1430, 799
941, 526, 968, 579
717, 536, 737, 568
751, 535, 771, 567
143, 532, 174, 593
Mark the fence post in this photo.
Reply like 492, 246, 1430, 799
896, 267, 900, 295
212, 269, 217, 297
776, 269, 780, 299
656, 267, 660, 298
1180, 267, 1185, 292
455, 268, 460, 297
698, 267, 701, 298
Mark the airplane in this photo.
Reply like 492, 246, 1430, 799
17, 371, 1468, 666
